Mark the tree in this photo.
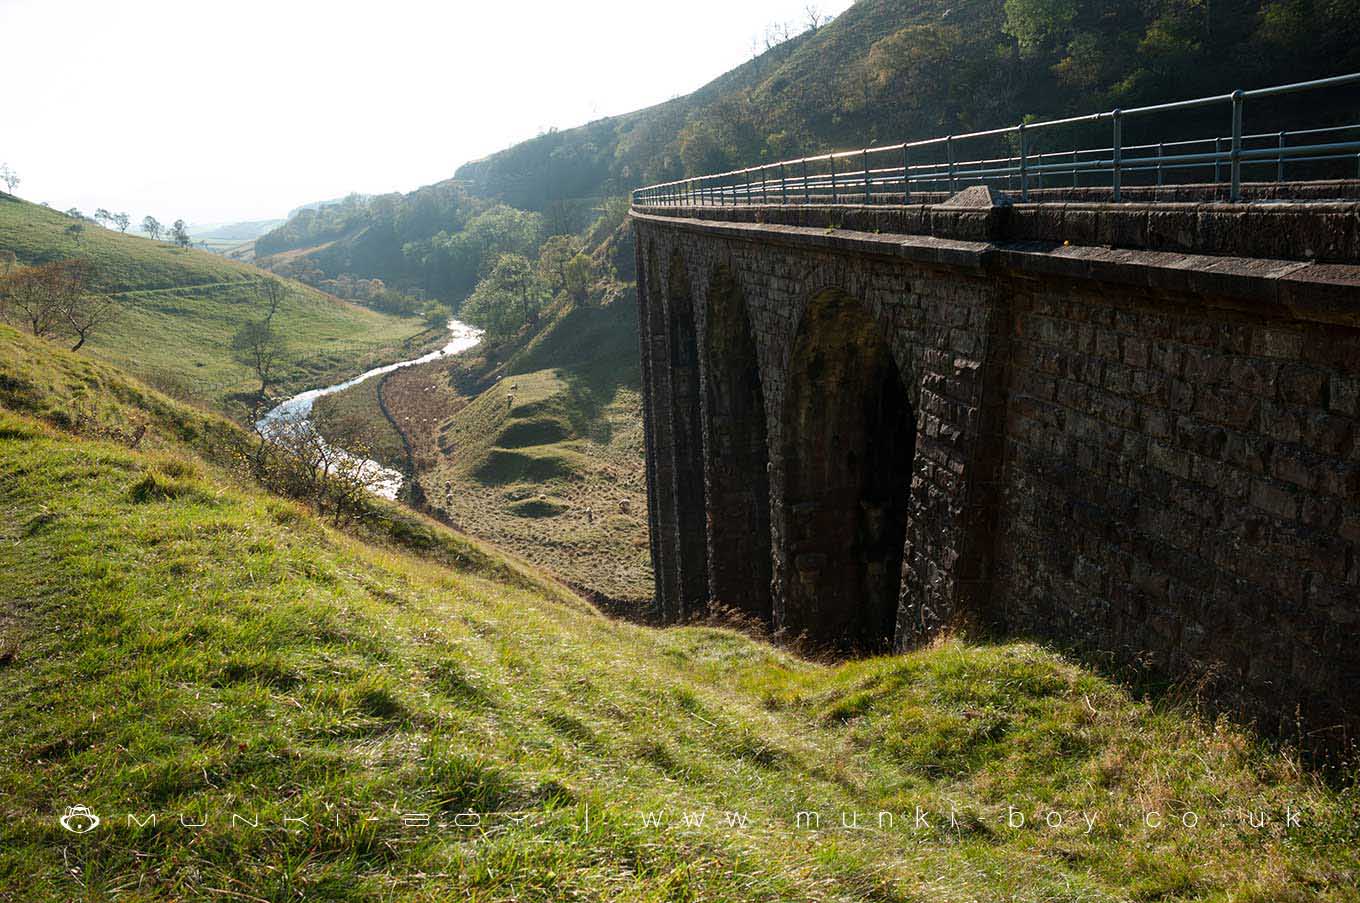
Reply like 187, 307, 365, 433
94, 208, 113, 228
65, 222, 85, 245
112, 212, 131, 233
0, 260, 88, 340
805, 4, 825, 31
539, 235, 600, 305
536, 235, 584, 295
142, 216, 162, 241
1003, 0, 1079, 55
60, 290, 119, 351
257, 277, 286, 325
460, 253, 548, 338
65, 207, 84, 220
169, 219, 191, 248
421, 299, 453, 329
0, 163, 18, 194
232, 320, 289, 413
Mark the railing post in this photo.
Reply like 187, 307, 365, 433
1112, 110, 1123, 202
863, 149, 870, 203
902, 144, 911, 202
1072, 148, 1079, 188
1018, 123, 1029, 202
762, 165, 769, 204
745, 168, 752, 204
947, 136, 956, 192
780, 162, 787, 203
1214, 137, 1223, 183
829, 154, 837, 203
1278, 131, 1287, 182
1230, 90, 1244, 202
1156, 143, 1164, 187
802, 159, 810, 203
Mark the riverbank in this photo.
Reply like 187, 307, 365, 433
257, 319, 482, 499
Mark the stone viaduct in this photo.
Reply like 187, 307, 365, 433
631, 184, 1360, 747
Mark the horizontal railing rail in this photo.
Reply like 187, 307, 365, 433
632, 72, 1360, 207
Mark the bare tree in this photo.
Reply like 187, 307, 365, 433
0, 163, 18, 194
0, 260, 86, 339
60, 291, 119, 351
257, 277, 287, 325
805, 4, 825, 31
112, 212, 131, 233
253, 414, 376, 524
142, 216, 162, 241
232, 319, 289, 414
94, 208, 113, 229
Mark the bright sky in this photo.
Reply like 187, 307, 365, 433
0, 0, 854, 227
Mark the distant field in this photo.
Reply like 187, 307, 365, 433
0, 194, 437, 413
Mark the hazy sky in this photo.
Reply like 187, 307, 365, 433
0, 0, 854, 226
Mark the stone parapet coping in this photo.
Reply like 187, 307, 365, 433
630, 210, 1360, 328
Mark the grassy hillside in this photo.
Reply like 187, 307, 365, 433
0, 327, 1357, 900
0, 194, 438, 412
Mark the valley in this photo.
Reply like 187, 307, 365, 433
3, 0, 1360, 898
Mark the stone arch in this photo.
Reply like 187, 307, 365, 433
701, 264, 772, 620
640, 243, 680, 619
779, 288, 917, 651
665, 250, 708, 618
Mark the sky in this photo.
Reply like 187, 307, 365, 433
0, 0, 854, 227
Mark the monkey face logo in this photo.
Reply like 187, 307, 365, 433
59, 805, 100, 834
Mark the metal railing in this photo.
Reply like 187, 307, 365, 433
632, 72, 1360, 207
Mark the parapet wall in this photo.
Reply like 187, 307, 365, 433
632, 198, 1360, 749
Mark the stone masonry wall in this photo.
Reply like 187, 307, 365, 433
998, 277, 1360, 741
632, 203, 1360, 747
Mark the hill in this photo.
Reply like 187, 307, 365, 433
1, 323, 1357, 900
457, 0, 1360, 208
190, 219, 285, 242
0, 194, 439, 412
252, 0, 1360, 318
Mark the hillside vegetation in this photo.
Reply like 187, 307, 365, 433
254, 1, 1360, 304
0, 194, 437, 412
458, 0, 1360, 207
1, 325, 1357, 901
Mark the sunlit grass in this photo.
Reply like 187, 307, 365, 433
0, 329, 1356, 900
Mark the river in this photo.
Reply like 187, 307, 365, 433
257, 319, 482, 500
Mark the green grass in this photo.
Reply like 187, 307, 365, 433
0, 326, 1357, 900
0, 194, 438, 412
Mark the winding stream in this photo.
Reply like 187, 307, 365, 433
257, 319, 482, 500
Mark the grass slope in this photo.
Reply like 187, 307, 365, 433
0, 329, 1357, 901
0, 195, 437, 411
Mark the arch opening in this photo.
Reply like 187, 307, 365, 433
781, 289, 915, 652
666, 252, 708, 617
702, 266, 772, 621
